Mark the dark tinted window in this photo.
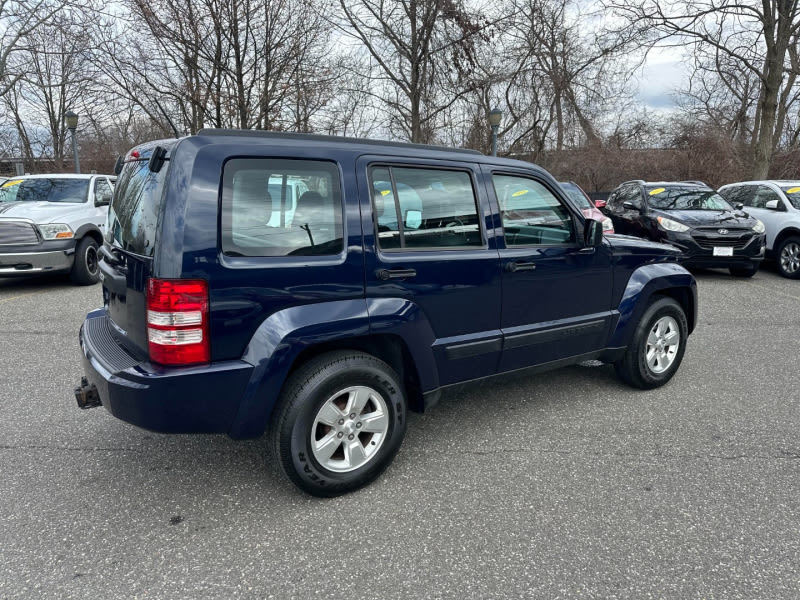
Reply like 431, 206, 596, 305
719, 185, 756, 207
107, 160, 168, 256
779, 185, 800, 209
645, 186, 732, 210
222, 159, 343, 257
370, 166, 482, 250
0, 178, 89, 203
493, 174, 574, 246
609, 183, 640, 212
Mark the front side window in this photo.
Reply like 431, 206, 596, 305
222, 159, 343, 257
719, 185, 756, 207
754, 185, 782, 209
94, 178, 113, 204
646, 186, 732, 210
370, 166, 482, 250
493, 175, 574, 246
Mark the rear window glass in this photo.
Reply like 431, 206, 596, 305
645, 186, 732, 210
0, 178, 89, 203
107, 160, 168, 256
221, 159, 343, 257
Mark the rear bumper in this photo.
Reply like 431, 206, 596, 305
78, 310, 254, 434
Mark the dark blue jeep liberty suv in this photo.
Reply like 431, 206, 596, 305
75, 130, 697, 496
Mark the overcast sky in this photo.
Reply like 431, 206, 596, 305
635, 47, 687, 112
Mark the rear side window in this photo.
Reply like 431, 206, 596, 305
370, 166, 482, 250
221, 159, 343, 257
107, 160, 168, 256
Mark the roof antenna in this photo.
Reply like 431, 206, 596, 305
154, 99, 181, 138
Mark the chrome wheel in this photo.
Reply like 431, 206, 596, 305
311, 385, 389, 473
780, 241, 800, 275
645, 316, 680, 374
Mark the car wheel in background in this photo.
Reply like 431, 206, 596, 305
270, 351, 407, 497
776, 236, 800, 279
615, 297, 688, 390
70, 237, 100, 285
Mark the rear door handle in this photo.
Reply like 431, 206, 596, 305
375, 268, 417, 280
505, 261, 536, 272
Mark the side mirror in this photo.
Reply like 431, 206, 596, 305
584, 218, 603, 247
95, 192, 112, 207
735, 202, 744, 210
622, 201, 640, 212
765, 199, 784, 211
594, 199, 607, 209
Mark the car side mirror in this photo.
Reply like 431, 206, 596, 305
594, 199, 607, 209
735, 202, 744, 210
622, 201, 640, 212
765, 199, 784, 211
95, 192, 112, 207
584, 218, 603, 247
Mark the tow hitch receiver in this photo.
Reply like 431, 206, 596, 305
74, 377, 102, 409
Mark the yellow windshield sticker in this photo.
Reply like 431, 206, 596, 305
786, 187, 800, 194
511, 189, 529, 197
2, 179, 22, 187
380, 189, 391, 196
649, 187, 665, 195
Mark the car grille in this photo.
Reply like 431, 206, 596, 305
0, 221, 39, 245
692, 227, 754, 249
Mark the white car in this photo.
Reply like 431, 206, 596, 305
718, 180, 800, 278
0, 173, 115, 284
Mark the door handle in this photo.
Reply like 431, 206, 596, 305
375, 268, 417, 280
505, 261, 536, 272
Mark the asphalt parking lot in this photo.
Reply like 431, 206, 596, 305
1, 266, 799, 599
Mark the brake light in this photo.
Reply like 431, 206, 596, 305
146, 278, 210, 365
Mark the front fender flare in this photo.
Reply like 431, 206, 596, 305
608, 262, 697, 348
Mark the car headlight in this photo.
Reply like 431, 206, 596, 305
38, 223, 74, 240
602, 217, 614, 232
753, 220, 765, 233
656, 216, 690, 232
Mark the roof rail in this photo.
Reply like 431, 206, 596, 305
678, 180, 707, 186
196, 128, 482, 156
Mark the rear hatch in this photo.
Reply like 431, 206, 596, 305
100, 144, 173, 359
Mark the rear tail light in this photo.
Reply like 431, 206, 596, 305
146, 278, 210, 365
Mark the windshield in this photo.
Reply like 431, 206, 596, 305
559, 182, 592, 210
780, 185, 800, 209
645, 186, 733, 211
0, 178, 89, 203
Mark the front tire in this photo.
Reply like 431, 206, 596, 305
270, 351, 407, 497
615, 297, 688, 390
70, 237, 100, 285
776, 236, 800, 279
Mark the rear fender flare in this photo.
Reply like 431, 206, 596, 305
228, 299, 371, 439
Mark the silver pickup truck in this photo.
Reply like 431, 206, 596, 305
0, 173, 115, 284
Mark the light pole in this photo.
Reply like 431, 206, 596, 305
64, 110, 80, 173
488, 107, 503, 157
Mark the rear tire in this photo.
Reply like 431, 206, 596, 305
615, 297, 688, 390
776, 236, 800, 279
70, 237, 100, 285
729, 264, 758, 278
269, 351, 407, 497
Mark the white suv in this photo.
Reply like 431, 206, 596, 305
718, 180, 800, 278
0, 173, 115, 284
